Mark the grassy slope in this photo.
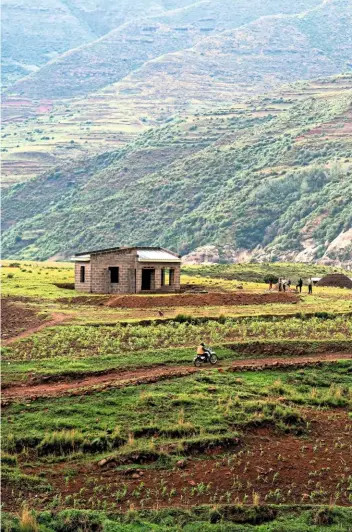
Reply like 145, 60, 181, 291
2, 363, 352, 524
2, 76, 352, 261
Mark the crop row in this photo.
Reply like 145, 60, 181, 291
6, 316, 352, 360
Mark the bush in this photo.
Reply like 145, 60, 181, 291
263, 275, 279, 284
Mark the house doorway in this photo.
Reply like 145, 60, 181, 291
141, 269, 155, 290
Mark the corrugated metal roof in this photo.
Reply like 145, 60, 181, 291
72, 247, 180, 262
137, 249, 181, 262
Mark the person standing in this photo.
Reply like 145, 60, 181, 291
308, 278, 313, 295
297, 278, 303, 293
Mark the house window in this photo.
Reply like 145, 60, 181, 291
109, 267, 119, 283
80, 266, 85, 283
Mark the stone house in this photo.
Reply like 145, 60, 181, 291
72, 246, 181, 294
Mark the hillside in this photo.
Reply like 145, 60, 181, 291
2, 74, 352, 264
1, 0, 193, 87
2, 0, 351, 185
7, 0, 322, 99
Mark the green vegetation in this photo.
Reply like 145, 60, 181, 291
182, 262, 351, 283
3, 340, 352, 386
3, 505, 352, 531
5, 316, 352, 362
3, 78, 352, 261
1, 260, 75, 299
2, 261, 352, 526
2, 362, 352, 516
3, 363, 351, 457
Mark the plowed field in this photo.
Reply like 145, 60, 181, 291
106, 292, 299, 308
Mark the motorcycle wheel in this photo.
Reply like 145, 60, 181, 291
209, 354, 218, 364
194, 358, 202, 367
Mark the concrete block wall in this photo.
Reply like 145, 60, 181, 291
75, 262, 92, 292
90, 250, 137, 294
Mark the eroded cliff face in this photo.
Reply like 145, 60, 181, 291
182, 229, 352, 268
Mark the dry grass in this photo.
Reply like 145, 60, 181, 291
19, 506, 39, 532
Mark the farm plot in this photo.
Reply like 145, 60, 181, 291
2, 260, 352, 530
2, 362, 352, 529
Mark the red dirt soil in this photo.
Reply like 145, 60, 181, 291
1, 298, 45, 341
317, 273, 352, 289
2, 353, 351, 402
106, 292, 299, 309
1, 297, 69, 346
3, 409, 352, 512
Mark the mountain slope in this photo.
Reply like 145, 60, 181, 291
1, 0, 195, 87
7, 0, 323, 99
2, 75, 352, 263
1, 0, 95, 87
2, 0, 351, 186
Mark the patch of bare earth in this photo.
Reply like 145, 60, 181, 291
105, 292, 299, 309
1, 298, 45, 341
3, 410, 351, 512
1, 297, 69, 346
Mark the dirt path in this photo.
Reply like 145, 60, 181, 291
2, 353, 351, 402
2, 312, 71, 346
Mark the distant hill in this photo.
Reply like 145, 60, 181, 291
7, 0, 322, 99
1, 0, 194, 87
2, 0, 351, 185
2, 75, 352, 265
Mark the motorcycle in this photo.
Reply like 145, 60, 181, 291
193, 350, 218, 367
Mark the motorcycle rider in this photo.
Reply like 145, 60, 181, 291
197, 342, 210, 362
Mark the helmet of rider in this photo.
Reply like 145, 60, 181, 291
201, 342, 205, 347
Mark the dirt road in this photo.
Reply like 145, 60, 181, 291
2, 353, 351, 402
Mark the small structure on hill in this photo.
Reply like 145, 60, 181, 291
72, 246, 181, 294
316, 273, 352, 289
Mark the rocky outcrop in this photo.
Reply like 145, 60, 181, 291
182, 235, 352, 268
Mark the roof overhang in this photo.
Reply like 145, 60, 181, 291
138, 258, 181, 263
71, 255, 91, 262
137, 249, 181, 262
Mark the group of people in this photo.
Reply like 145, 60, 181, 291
269, 277, 313, 294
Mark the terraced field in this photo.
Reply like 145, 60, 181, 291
2, 261, 352, 530
2, 40, 351, 184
